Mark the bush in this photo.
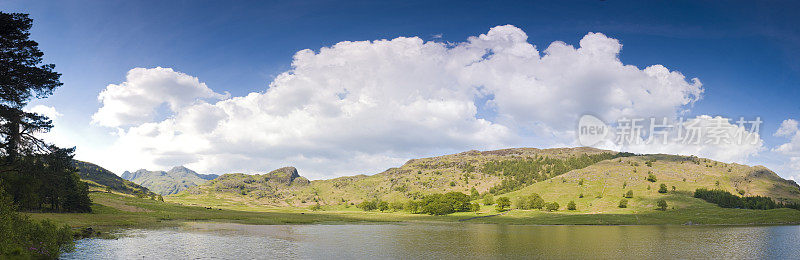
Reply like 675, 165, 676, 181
496, 197, 511, 212
646, 173, 657, 182
0, 187, 74, 258
656, 199, 668, 211
545, 202, 559, 211
624, 190, 633, 198
515, 193, 545, 210
618, 199, 628, 208
658, 184, 668, 193
567, 200, 576, 210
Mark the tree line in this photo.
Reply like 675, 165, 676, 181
482, 152, 631, 194
358, 191, 480, 215
693, 188, 792, 210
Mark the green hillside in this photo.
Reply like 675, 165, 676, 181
501, 154, 800, 214
170, 147, 800, 217
122, 166, 218, 195
73, 160, 151, 195
173, 147, 628, 206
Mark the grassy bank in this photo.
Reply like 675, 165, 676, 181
25, 192, 800, 235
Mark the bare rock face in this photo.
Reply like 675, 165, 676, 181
265, 167, 308, 185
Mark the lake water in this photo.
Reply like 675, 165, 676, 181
62, 223, 800, 259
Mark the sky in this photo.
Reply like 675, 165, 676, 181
2, 0, 800, 180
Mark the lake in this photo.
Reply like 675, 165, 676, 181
62, 223, 800, 259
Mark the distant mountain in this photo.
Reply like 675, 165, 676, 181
180, 166, 309, 201
122, 166, 219, 195
73, 160, 152, 195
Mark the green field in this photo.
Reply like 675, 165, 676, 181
26, 191, 800, 235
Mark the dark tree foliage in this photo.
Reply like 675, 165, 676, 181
0, 186, 73, 258
544, 202, 559, 211
693, 188, 780, 210
567, 200, 576, 210
495, 196, 511, 211
515, 193, 545, 210
418, 192, 474, 215
483, 152, 629, 194
656, 199, 668, 211
0, 12, 90, 212
658, 184, 668, 193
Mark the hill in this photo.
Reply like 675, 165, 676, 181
171, 148, 800, 214
122, 166, 219, 195
173, 147, 627, 206
73, 160, 151, 195
501, 154, 800, 214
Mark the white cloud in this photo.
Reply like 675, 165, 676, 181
598, 115, 764, 163
772, 119, 800, 176
27, 105, 62, 120
92, 25, 722, 179
92, 67, 229, 127
774, 119, 800, 156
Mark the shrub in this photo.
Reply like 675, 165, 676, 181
578, 179, 584, 186
545, 202, 560, 211
618, 199, 628, 208
656, 199, 668, 211
646, 173, 657, 182
567, 200, 576, 210
658, 184, 668, 193
0, 187, 74, 258
496, 197, 511, 211
625, 190, 634, 198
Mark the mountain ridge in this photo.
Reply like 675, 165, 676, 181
122, 166, 220, 195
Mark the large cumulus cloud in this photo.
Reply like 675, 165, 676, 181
91, 25, 736, 179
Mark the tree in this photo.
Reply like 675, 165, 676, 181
496, 197, 511, 211
658, 184, 668, 193
567, 200, 576, 210
625, 190, 634, 198
618, 199, 628, 208
0, 12, 90, 213
515, 193, 545, 210
378, 201, 389, 211
482, 194, 494, 205
545, 202, 559, 211
656, 199, 668, 211
470, 187, 479, 199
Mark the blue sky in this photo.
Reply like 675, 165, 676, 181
3, 0, 800, 179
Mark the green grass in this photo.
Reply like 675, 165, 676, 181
25, 191, 800, 235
